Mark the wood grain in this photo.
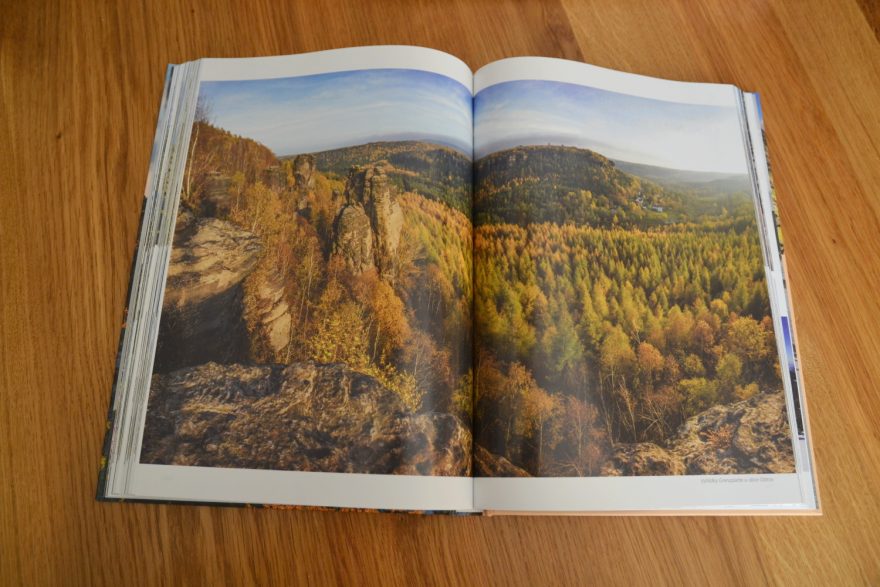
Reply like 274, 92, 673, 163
2, 0, 880, 584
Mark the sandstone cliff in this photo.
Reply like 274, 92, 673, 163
332, 203, 373, 274
332, 164, 403, 282
141, 361, 472, 476
601, 391, 795, 476
293, 154, 316, 193
153, 215, 262, 372
245, 267, 292, 360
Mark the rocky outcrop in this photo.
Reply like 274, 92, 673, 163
291, 154, 316, 211
293, 154, 316, 193
141, 361, 472, 476
247, 268, 292, 359
153, 217, 262, 372
332, 164, 403, 282
599, 442, 686, 476
405, 412, 473, 477
474, 445, 530, 477
601, 392, 796, 476
332, 203, 374, 274
363, 167, 403, 279
672, 391, 795, 475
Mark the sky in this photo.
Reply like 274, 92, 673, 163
474, 80, 749, 174
197, 69, 472, 157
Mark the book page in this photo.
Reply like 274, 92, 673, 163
471, 58, 815, 512
124, 47, 476, 510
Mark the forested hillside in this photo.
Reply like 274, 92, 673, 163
146, 121, 474, 475
181, 121, 279, 208
475, 145, 753, 229
473, 145, 791, 477
307, 141, 472, 214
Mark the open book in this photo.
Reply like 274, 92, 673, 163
98, 46, 818, 514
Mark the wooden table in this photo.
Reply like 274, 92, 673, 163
2, 0, 879, 583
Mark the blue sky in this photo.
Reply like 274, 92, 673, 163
197, 69, 472, 156
474, 80, 748, 174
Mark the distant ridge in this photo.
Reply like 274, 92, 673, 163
294, 140, 473, 214
474, 144, 753, 227
614, 159, 751, 195
474, 144, 663, 227
283, 135, 471, 160
302, 140, 468, 175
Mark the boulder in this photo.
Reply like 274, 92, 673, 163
600, 442, 685, 476
153, 218, 262, 372
601, 392, 796, 476
141, 361, 472, 476
473, 445, 530, 477
402, 412, 473, 476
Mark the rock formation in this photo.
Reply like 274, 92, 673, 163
332, 203, 374, 274
332, 164, 403, 282
141, 361, 472, 476
405, 412, 474, 477
600, 443, 686, 476
474, 445, 530, 477
153, 217, 262, 372
672, 390, 796, 475
247, 268, 292, 360
293, 154, 316, 193
601, 391, 796, 476
291, 154, 316, 212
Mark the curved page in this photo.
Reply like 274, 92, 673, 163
125, 47, 475, 510
471, 57, 816, 512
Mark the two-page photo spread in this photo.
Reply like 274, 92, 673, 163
99, 47, 818, 513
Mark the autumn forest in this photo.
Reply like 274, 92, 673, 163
142, 89, 794, 478
142, 103, 476, 475
472, 145, 793, 477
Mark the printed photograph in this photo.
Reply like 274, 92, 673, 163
140, 69, 475, 476
471, 79, 796, 477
